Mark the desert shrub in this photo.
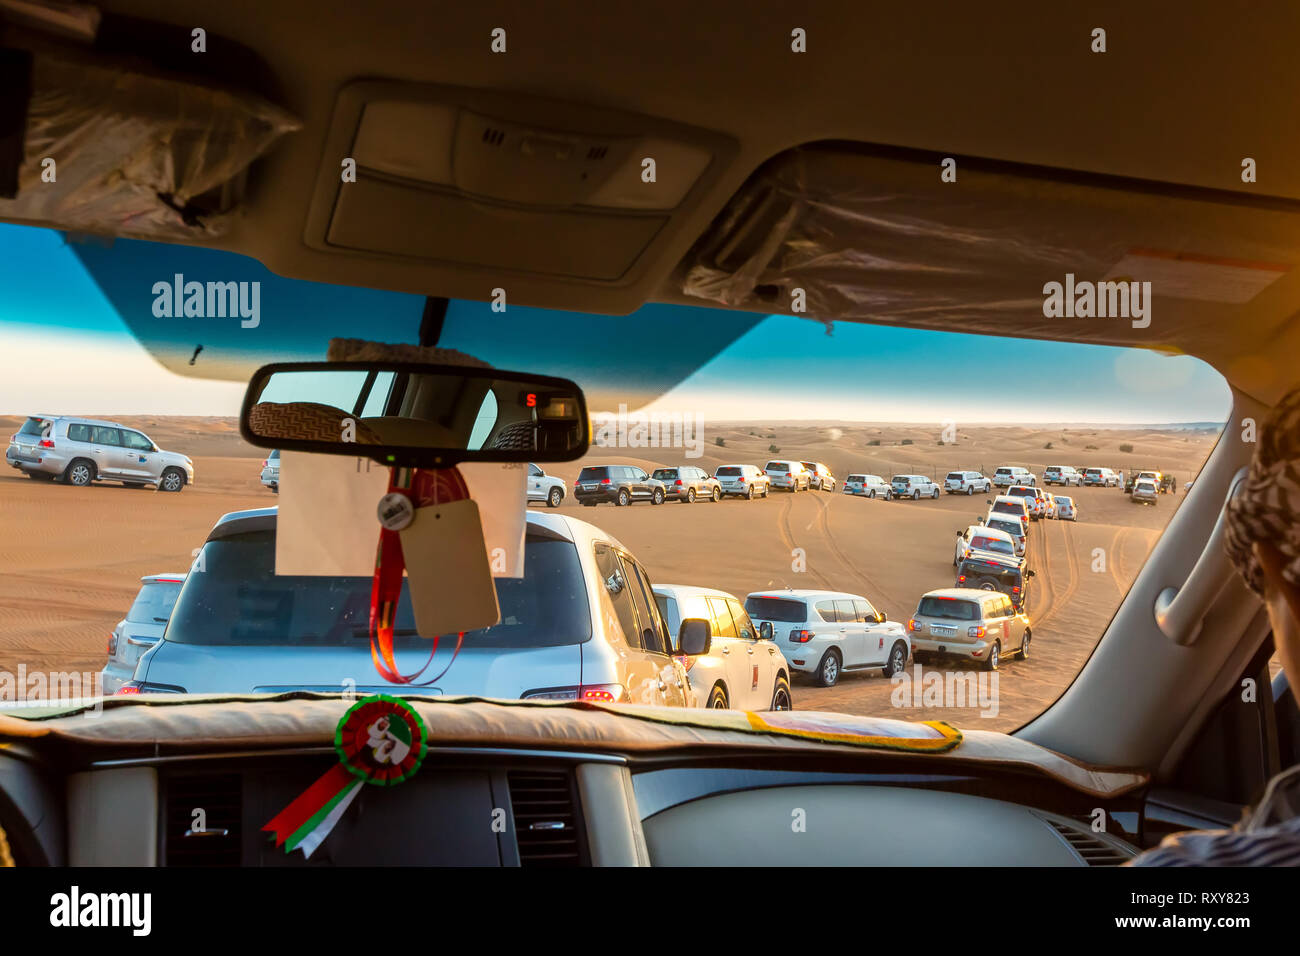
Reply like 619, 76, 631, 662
1044, 442, 1053, 449
769, 443, 780, 453
867, 439, 881, 446
1085, 444, 1099, 450
715, 437, 725, 447
1119, 443, 1134, 453
901, 438, 913, 446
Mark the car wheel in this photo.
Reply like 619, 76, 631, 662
617, 488, 630, 507
685, 487, 696, 503
271, 485, 279, 495
746, 485, 755, 500
770, 676, 793, 711
883, 641, 908, 678
160, 468, 185, 492
652, 487, 665, 505
1019, 627, 1031, 660
814, 649, 841, 687
64, 459, 95, 487
711, 486, 721, 502
547, 487, 563, 508
708, 685, 729, 709
932, 488, 940, 498
966, 485, 974, 495
985, 642, 1001, 671
868, 489, 875, 498
912, 490, 920, 500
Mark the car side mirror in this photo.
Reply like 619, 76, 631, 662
677, 618, 712, 656
985, 499, 993, 506
758, 621, 774, 641
1026, 570, 1036, 578
876, 612, 887, 623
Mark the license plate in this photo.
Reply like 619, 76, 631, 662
581, 483, 597, 490
930, 625, 956, 636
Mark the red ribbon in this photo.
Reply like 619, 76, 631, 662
262, 763, 356, 848
368, 466, 471, 685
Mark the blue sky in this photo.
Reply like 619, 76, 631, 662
0, 224, 1232, 423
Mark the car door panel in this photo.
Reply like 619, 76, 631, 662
729, 598, 776, 707
626, 558, 686, 706
835, 599, 867, 666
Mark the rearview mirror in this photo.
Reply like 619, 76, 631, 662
240, 361, 589, 467
678, 618, 712, 656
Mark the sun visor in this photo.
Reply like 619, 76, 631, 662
0, 40, 299, 238
674, 146, 1300, 354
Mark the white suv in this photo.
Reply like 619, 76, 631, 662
7, 415, 194, 491
944, 470, 991, 495
801, 461, 836, 492
125, 509, 696, 706
653, 584, 792, 710
844, 473, 891, 498
765, 460, 811, 492
993, 466, 1036, 487
715, 464, 771, 499
744, 589, 910, 687
1042, 465, 1081, 486
526, 463, 567, 507
891, 474, 940, 499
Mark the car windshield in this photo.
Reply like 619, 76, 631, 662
970, 536, 1014, 556
169, 530, 591, 648
0, 225, 1230, 734
125, 581, 183, 624
743, 597, 807, 623
918, 597, 980, 621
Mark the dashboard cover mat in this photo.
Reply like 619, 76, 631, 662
0, 694, 1147, 798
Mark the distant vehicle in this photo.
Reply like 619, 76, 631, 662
955, 553, 1035, 612
652, 465, 721, 503
260, 449, 280, 493
944, 470, 992, 495
1131, 479, 1159, 505
765, 460, 812, 492
1125, 470, 1162, 494
891, 474, 940, 499
1043, 466, 1082, 486
744, 589, 909, 687
1042, 491, 1058, 519
982, 515, 1027, 555
1008, 484, 1045, 520
908, 588, 1032, 671
526, 462, 566, 507
993, 466, 1036, 487
714, 464, 771, 499
801, 462, 837, 492
1055, 495, 1078, 521
100, 573, 187, 694
573, 464, 666, 506
653, 584, 792, 710
6, 415, 194, 491
954, 525, 1020, 567
1083, 467, 1120, 487
844, 473, 891, 498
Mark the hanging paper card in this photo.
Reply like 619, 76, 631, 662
398, 497, 501, 638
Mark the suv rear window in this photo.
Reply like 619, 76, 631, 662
18, 417, 50, 437
577, 466, 610, 481
743, 596, 807, 622
946, 472, 964, 480
917, 597, 980, 620
651, 469, 678, 480
992, 501, 1025, 515
168, 530, 591, 648
126, 581, 183, 624
847, 474, 866, 482
959, 559, 1021, 583
765, 462, 788, 472
715, 466, 742, 477
970, 536, 1014, 556
987, 519, 1021, 537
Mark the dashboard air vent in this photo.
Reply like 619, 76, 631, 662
163, 773, 242, 866
1045, 818, 1132, 866
507, 770, 582, 866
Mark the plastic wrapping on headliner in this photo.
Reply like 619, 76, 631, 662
679, 148, 1125, 323
676, 147, 1299, 335
0, 49, 300, 238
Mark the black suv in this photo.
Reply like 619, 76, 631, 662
574, 465, 667, 506
955, 553, 1035, 611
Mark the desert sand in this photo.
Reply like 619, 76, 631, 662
0, 415, 1218, 731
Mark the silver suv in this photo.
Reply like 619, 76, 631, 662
6, 415, 194, 491
260, 449, 280, 493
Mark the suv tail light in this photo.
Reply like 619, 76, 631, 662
968, 625, 986, 639
1012, 585, 1021, 593
675, 479, 683, 486
907, 617, 919, 632
39, 439, 54, 448
117, 681, 186, 695
601, 477, 610, 484
521, 683, 629, 702
789, 629, 814, 643
107, 633, 118, 656
957, 574, 966, 583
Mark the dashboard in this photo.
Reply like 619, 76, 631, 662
0, 743, 1140, 866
